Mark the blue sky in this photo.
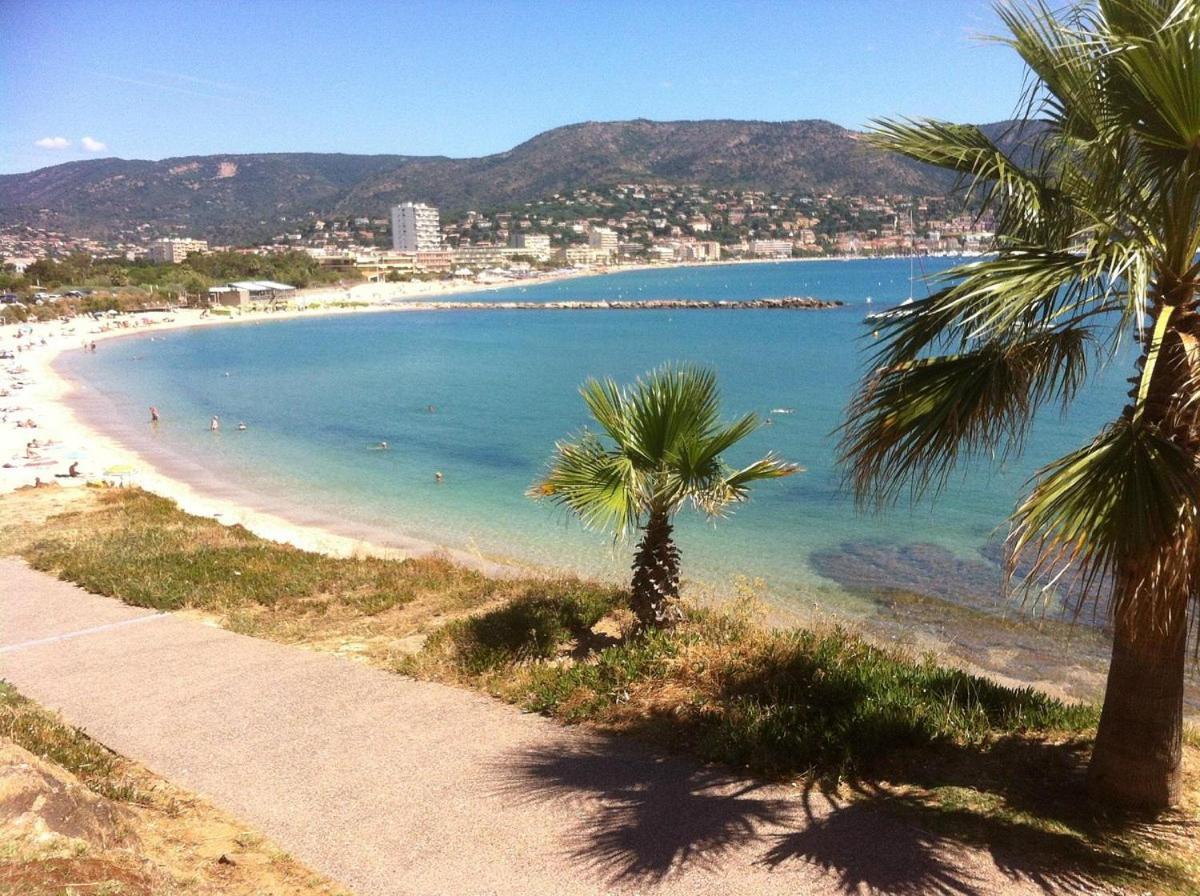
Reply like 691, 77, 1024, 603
1, 0, 1027, 175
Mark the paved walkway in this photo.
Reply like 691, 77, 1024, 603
1, 558, 1062, 895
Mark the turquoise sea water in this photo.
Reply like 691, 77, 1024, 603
60, 258, 1133, 623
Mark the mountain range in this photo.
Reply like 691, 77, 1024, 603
0, 119, 984, 244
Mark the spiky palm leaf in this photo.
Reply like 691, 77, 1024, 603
843, 0, 1200, 809
846, 0, 1200, 615
531, 364, 798, 628
532, 364, 797, 538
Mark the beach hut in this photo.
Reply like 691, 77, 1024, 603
226, 280, 297, 303
207, 286, 251, 308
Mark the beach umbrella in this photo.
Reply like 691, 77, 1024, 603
103, 463, 137, 486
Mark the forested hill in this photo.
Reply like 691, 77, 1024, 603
0, 118, 1009, 244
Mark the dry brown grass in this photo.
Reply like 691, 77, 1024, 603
0, 683, 348, 896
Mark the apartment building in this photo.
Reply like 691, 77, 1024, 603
148, 237, 209, 263
391, 202, 442, 252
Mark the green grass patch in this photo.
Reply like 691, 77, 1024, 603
2, 488, 623, 646
408, 598, 1096, 780
0, 682, 145, 804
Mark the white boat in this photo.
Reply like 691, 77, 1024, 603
864, 296, 915, 322
865, 209, 921, 323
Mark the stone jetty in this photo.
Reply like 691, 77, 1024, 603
395, 297, 843, 312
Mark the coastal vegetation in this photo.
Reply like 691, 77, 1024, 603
529, 365, 796, 629
1, 248, 351, 299
843, 0, 1200, 812
2, 486, 1197, 892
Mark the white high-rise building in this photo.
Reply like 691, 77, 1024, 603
148, 237, 209, 263
391, 202, 442, 252
588, 227, 618, 255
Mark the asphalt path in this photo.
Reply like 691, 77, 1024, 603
1, 558, 1070, 896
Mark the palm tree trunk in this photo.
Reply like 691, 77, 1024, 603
630, 510, 680, 629
1087, 295, 1196, 811
1086, 595, 1187, 811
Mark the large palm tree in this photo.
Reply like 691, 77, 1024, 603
841, 0, 1200, 811
530, 364, 797, 629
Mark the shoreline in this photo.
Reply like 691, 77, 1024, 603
10, 266, 1200, 716
5, 253, 856, 571
2, 269, 634, 572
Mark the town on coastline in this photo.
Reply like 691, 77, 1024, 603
1, 184, 995, 310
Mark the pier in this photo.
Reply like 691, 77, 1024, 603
389, 297, 844, 312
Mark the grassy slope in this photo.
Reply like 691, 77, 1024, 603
2, 487, 1197, 893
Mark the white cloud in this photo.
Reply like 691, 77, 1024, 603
35, 136, 70, 149
81, 136, 107, 152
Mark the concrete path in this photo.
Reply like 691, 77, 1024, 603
1, 558, 1068, 896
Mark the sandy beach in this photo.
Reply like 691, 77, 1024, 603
0, 253, 857, 544
0, 269, 627, 572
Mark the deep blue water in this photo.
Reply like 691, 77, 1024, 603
61, 259, 1132, 620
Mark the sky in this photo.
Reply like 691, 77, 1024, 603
0, 0, 1029, 175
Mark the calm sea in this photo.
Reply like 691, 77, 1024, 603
60, 258, 1133, 625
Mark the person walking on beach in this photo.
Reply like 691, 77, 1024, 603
210, 416, 220, 431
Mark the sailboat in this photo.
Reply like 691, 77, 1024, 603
864, 208, 919, 323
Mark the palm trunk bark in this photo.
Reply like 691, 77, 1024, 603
1086, 594, 1187, 811
1087, 292, 1197, 811
630, 510, 680, 630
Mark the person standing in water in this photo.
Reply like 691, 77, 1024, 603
210, 416, 220, 431
150, 406, 160, 423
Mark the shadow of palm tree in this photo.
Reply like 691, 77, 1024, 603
492, 737, 989, 893
491, 738, 793, 883
760, 784, 982, 896
851, 737, 1197, 892
490, 732, 1193, 894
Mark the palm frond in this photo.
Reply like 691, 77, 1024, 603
865, 118, 1056, 235
528, 432, 639, 537
1009, 416, 1200, 637
871, 240, 1150, 369
533, 364, 797, 539
842, 326, 1092, 504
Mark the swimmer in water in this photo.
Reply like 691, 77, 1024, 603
237, 422, 247, 431
435, 471, 444, 483
369, 441, 389, 450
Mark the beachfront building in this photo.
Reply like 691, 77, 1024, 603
391, 202, 442, 252
454, 245, 544, 267
148, 237, 209, 264
749, 239, 794, 259
588, 227, 618, 256
206, 286, 251, 307
555, 246, 614, 266
508, 232, 552, 260
670, 240, 722, 262
207, 280, 296, 306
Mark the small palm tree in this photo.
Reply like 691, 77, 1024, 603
530, 364, 797, 629
842, 1, 1200, 811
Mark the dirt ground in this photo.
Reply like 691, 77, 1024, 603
0, 487, 345, 895
0, 735, 349, 896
